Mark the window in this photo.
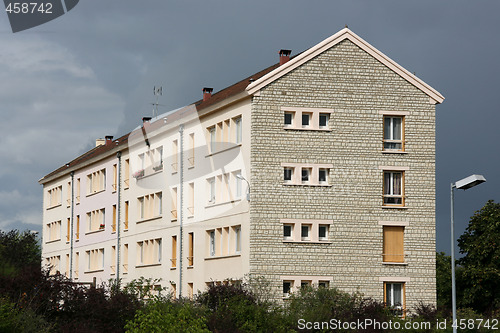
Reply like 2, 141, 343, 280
283, 281, 293, 298
111, 246, 116, 273
171, 236, 177, 268
66, 182, 71, 207
301, 113, 311, 128
384, 282, 405, 317
281, 219, 332, 242
187, 283, 194, 300
383, 116, 404, 151
318, 168, 328, 184
188, 133, 195, 167
112, 164, 117, 191
188, 183, 194, 217
137, 239, 162, 265
76, 215, 80, 240
383, 171, 404, 206
74, 252, 79, 279
301, 225, 310, 240
209, 231, 215, 257
123, 244, 129, 273
155, 146, 163, 170
66, 218, 70, 242
235, 226, 241, 253
318, 225, 329, 241
124, 201, 129, 230
171, 187, 178, 221
282, 163, 332, 186
284, 112, 294, 127
207, 178, 216, 203
283, 224, 293, 240
235, 173, 242, 198
46, 220, 61, 242
47, 186, 62, 208
234, 117, 242, 144
86, 208, 105, 232
301, 280, 312, 289
282, 107, 333, 130
112, 205, 117, 232
86, 248, 104, 271
383, 226, 404, 263
65, 254, 70, 277
209, 126, 216, 152
284, 167, 294, 183
46, 255, 61, 275
124, 159, 130, 189
138, 192, 162, 220
318, 281, 329, 288
188, 232, 194, 266
319, 113, 329, 128
87, 169, 106, 194
76, 178, 81, 203
172, 140, 178, 172
301, 168, 311, 183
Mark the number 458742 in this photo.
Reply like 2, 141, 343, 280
5, 2, 53, 14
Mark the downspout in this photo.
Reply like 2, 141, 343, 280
69, 171, 74, 280
178, 124, 184, 297
116, 151, 122, 286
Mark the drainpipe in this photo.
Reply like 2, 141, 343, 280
178, 124, 184, 297
116, 151, 122, 286
69, 171, 74, 280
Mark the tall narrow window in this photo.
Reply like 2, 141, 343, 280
383, 171, 404, 206
235, 174, 242, 198
66, 218, 70, 242
235, 117, 242, 144
188, 283, 194, 300
66, 182, 71, 207
112, 205, 117, 232
318, 168, 328, 184
383, 116, 404, 151
76, 215, 80, 240
171, 236, 177, 268
171, 187, 178, 221
318, 225, 329, 241
111, 245, 116, 273
209, 231, 215, 257
284, 112, 294, 127
284, 167, 294, 183
209, 126, 216, 152
208, 178, 215, 203
283, 281, 293, 298
172, 140, 178, 172
235, 226, 241, 253
124, 201, 129, 230
112, 164, 117, 191
302, 113, 311, 128
124, 159, 130, 189
301, 225, 311, 240
188, 183, 194, 217
188, 232, 194, 266
74, 252, 79, 279
76, 178, 81, 203
385, 282, 405, 317
188, 133, 195, 167
301, 168, 311, 183
383, 226, 404, 262
319, 113, 329, 129
283, 224, 293, 240
123, 244, 129, 273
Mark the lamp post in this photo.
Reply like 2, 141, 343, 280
236, 174, 250, 201
450, 174, 486, 333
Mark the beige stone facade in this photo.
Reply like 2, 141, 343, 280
40, 28, 442, 312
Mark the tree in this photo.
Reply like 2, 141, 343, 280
457, 200, 500, 313
0, 230, 41, 276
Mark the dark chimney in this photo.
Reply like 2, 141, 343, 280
279, 49, 292, 66
105, 135, 113, 146
203, 87, 213, 101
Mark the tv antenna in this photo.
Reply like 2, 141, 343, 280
152, 86, 163, 118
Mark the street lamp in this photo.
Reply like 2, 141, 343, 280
236, 174, 250, 201
450, 174, 486, 333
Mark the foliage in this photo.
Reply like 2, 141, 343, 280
125, 299, 210, 333
0, 297, 53, 333
0, 229, 40, 277
196, 283, 289, 332
457, 200, 500, 313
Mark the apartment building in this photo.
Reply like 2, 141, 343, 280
40, 28, 444, 313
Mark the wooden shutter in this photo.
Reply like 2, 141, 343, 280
383, 226, 404, 262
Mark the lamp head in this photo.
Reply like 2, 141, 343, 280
455, 174, 486, 190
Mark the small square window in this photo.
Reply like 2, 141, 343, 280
318, 281, 329, 288
283, 224, 293, 240
301, 225, 310, 240
319, 225, 328, 240
284, 168, 294, 182
284, 112, 294, 126
302, 113, 310, 127
319, 169, 328, 184
301, 168, 311, 183
283, 281, 293, 297
319, 113, 329, 128
300, 280, 311, 289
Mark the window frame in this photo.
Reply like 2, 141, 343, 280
282, 107, 334, 131
383, 170, 405, 207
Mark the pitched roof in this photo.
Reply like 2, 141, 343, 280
247, 28, 445, 104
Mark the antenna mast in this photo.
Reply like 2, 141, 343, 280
153, 86, 162, 118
